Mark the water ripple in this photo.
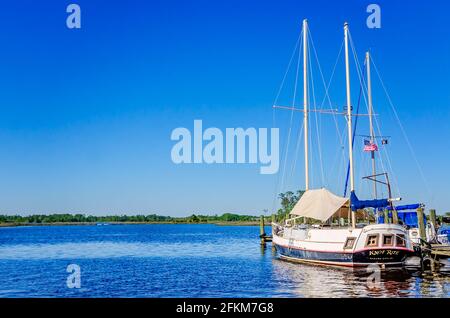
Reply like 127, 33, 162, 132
0, 241, 258, 260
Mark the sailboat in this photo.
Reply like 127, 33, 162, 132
271, 20, 415, 268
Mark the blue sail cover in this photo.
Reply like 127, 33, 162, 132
350, 191, 389, 211
384, 204, 421, 211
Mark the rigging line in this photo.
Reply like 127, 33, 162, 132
308, 30, 326, 186
357, 61, 395, 200
310, 34, 347, 189
372, 101, 402, 197
289, 120, 305, 181
379, 135, 400, 198
357, 144, 368, 192
350, 43, 400, 196
348, 32, 395, 198
271, 28, 303, 213
343, 45, 365, 197
339, 128, 348, 191
347, 38, 401, 198
371, 55, 433, 203
273, 29, 303, 106
309, 30, 345, 148
330, 125, 347, 185
344, 71, 363, 197
292, 29, 303, 108
271, 109, 283, 213
271, 108, 279, 213
279, 31, 304, 194
308, 40, 326, 187
309, 104, 314, 188
366, 64, 400, 199
362, 69, 402, 198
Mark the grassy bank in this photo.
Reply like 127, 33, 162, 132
0, 221, 264, 227
0, 213, 267, 227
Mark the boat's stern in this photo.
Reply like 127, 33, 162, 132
352, 224, 415, 267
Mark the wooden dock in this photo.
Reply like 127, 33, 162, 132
430, 244, 450, 258
259, 209, 449, 272
415, 208, 450, 271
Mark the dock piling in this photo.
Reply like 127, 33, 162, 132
392, 209, 399, 224
429, 209, 437, 229
384, 209, 389, 224
417, 207, 426, 243
260, 215, 266, 245
259, 215, 273, 246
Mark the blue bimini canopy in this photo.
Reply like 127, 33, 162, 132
350, 191, 389, 212
378, 211, 426, 227
438, 225, 450, 238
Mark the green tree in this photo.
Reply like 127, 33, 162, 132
189, 214, 200, 223
277, 190, 305, 220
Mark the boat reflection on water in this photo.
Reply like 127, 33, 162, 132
270, 255, 450, 297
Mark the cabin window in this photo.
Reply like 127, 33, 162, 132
344, 237, 356, 249
382, 235, 394, 246
366, 234, 379, 247
396, 234, 406, 247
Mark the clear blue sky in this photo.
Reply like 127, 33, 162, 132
0, 0, 448, 216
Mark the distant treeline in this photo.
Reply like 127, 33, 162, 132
0, 213, 260, 224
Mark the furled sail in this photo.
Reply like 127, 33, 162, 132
290, 188, 348, 222
350, 191, 389, 211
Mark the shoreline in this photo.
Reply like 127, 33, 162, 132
0, 221, 269, 228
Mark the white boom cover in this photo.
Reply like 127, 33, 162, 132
290, 188, 348, 221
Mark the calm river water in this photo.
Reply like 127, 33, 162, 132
0, 224, 448, 297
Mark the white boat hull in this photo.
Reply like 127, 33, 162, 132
272, 223, 415, 268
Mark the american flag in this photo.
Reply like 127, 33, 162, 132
363, 139, 378, 152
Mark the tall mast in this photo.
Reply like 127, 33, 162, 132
303, 19, 309, 191
344, 22, 356, 228
366, 51, 377, 199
